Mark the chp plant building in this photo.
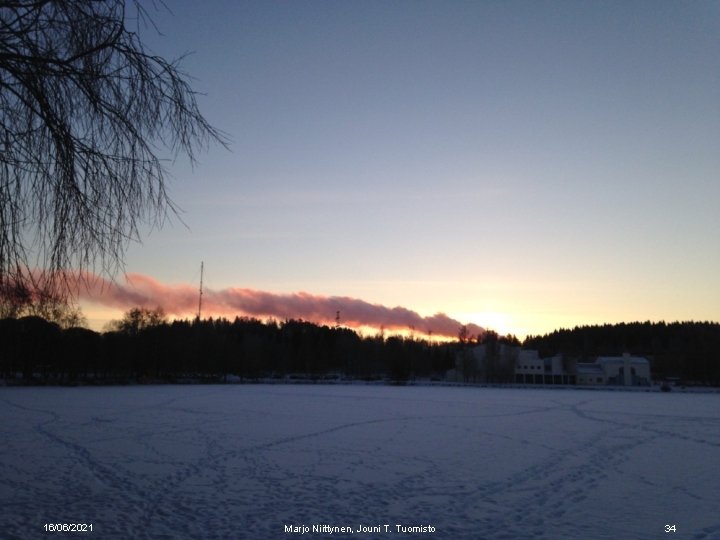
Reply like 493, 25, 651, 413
450, 345, 652, 387
574, 354, 652, 386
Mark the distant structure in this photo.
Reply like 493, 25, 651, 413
197, 261, 204, 321
446, 343, 519, 383
576, 354, 651, 386
515, 349, 573, 385
447, 346, 652, 387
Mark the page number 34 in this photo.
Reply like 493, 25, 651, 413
665, 525, 677, 533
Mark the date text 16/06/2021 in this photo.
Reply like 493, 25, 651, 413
285, 524, 436, 535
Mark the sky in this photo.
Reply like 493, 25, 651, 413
80, 0, 720, 339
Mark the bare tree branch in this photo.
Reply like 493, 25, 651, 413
0, 0, 227, 300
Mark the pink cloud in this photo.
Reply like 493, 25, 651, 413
80, 273, 484, 339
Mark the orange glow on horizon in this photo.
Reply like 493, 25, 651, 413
81, 300, 465, 342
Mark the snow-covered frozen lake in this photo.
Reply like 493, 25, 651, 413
1, 384, 718, 539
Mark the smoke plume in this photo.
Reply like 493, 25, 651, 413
80, 273, 484, 339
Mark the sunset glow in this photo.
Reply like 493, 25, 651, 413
79, 1, 718, 339
79, 273, 485, 340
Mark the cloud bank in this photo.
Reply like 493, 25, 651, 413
80, 273, 484, 339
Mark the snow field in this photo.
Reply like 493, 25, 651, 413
1, 385, 719, 539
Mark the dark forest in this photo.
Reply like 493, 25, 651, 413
1, 313, 718, 386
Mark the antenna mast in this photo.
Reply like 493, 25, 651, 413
197, 261, 204, 321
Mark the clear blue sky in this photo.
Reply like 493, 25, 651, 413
84, 0, 720, 338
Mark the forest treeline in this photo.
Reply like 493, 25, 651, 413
1, 313, 718, 385
525, 321, 720, 385
0, 312, 456, 383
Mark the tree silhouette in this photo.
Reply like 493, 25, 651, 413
113, 306, 166, 335
0, 1, 226, 296
0, 279, 85, 327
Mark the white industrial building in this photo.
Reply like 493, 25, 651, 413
448, 347, 652, 387
576, 354, 652, 386
514, 349, 573, 385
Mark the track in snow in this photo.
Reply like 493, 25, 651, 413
1, 385, 718, 539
